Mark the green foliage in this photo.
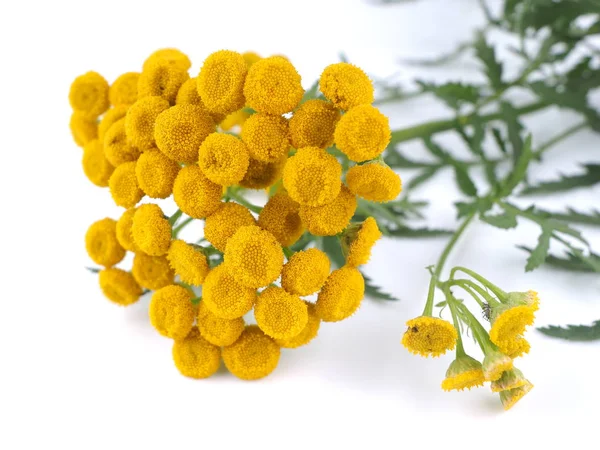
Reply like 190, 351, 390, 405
474, 32, 504, 91
521, 164, 600, 195
417, 81, 481, 110
538, 320, 600, 342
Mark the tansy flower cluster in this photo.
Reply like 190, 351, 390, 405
72, 48, 402, 380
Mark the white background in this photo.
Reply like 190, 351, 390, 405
1, 0, 599, 448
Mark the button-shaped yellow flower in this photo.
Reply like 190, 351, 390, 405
441, 355, 485, 392
116, 207, 139, 252
239, 156, 286, 190
222, 325, 280, 380
346, 162, 402, 202
202, 264, 256, 319
342, 217, 382, 267
85, 218, 126, 267
282, 146, 342, 207
131, 203, 171, 256
197, 302, 245, 346
125, 96, 170, 149
482, 350, 514, 382
257, 193, 304, 247
172, 165, 223, 219
109, 72, 140, 107
499, 381, 534, 411
401, 316, 458, 357
155, 104, 216, 163
220, 108, 251, 131
69, 111, 98, 147
224, 225, 284, 288
254, 286, 308, 340
275, 302, 321, 348
108, 161, 144, 208
244, 56, 303, 115
132, 253, 174, 290
241, 113, 290, 162
103, 118, 142, 167
144, 48, 191, 72
167, 240, 210, 286
289, 99, 340, 149
138, 59, 189, 105
497, 336, 530, 359
491, 368, 528, 393
176, 77, 204, 106
149, 285, 196, 340
135, 148, 180, 199
204, 202, 256, 252
98, 268, 143, 306
198, 133, 250, 186
319, 62, 374, 111
197, 50, 248, 115
299, 184, 357, 236
172, 327, 221, 379
82, 139, 114, 188
489, 304, 536, 349
281, 248, 330, 296
69, 71, 110, 118
316, 266, 365, 322
334, 105, 391, 162
98, 106, 128, 141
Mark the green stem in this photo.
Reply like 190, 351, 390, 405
447, 280, 486, 307
533, 120, 588, 158
444, 286, 466, 356
168, 209, 183, 226
282, 247, 294, 260
422, 267, 438, 317
456, 302, 495, 354
227, 190, 263, 214
172, 217, 194, 238
433, 212, 476, 281
449, 267, 507, 299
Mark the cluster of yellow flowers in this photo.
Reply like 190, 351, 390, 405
401, 268, 538, 410
72, 48, 401, 380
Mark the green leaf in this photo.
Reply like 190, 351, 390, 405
422, 137, 452, 162
481, 211, 518, 229
455, 197, 493, 219
385, 226, 453, 237
500, 134, 533, 197
518, 246, 600, 273
416, 80, 481, 110
499, 102, 525, 162
474, 32, 504, 91
538, 320, 600, 341
363, 274, 399, 301
520, 164, 600, 195
525, 227, 552, 272
452, 163, 478, 197
321, 235, 345, 269
532, 208, 600, 227
407, 167, 439, 190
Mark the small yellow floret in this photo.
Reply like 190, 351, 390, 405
346, 163, 402, 202
138, 59, 189, 105
109, 72, 140, 107
98, 106, 128, 141
131, 203, 171, 256
497, 336, 531, 359
108, 161, 144, 208
401, 316, 458, 357
176, 78, 223, 125
103, 118, 142, 166
222, 325, 281, 380
482, 350, 514, 382
125, 96, 170, 149
149, 285, 195, 340
197, 50, 248, 115
257, 193, 304, 247
316, 266, 365, 322
491, 368, 528, 393
85, 218, 126, 267
319, 63, 374, 110
172, 165, 223, 218
202, 264, 256, 319
198, 133, 250, 186
204, 202, 256, 252
254, 286, 308, 339
441, 356, 485, 391
299, 184, 357, 236
289, 99, 340, 149
172, 327, 221, 379
490, 305, 535, 347
281, 248, 330, 296
70, 111, 98, 147
135, 148, 180, 198
132, 253, 174, 290
197, 302, 245, 346
343, 217, 382, 267
499, 381, 534, 411
240, 156, 286, 190
334, 105, 391, 162
167, 240, 210, 286
275, 302, 321, 348
69, 71, 110, 117
241, 113, 290, 162
144, 48, 191, 72
98, 268, 142, 306
116, 208, 139, 252
82, 139, 114, 187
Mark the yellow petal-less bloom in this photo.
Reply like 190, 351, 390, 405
131, 203, 172, 256
172, 165, 223, 218
144, 48, 192, 72
222, 325, 281, 380
299, 184, 357, 236
149, 285, 196, 340
254, 286, 308, 340
197, 50, 248, 115
281, 248, 330, 296
224, 225, 284, 289
154, 104, 215, 163
69, 71, 110, 118
343, 217, 382, 267
125, 96, 170, 149
240, 113, 290, 162
82, 139, 114, 188
85, 218, 126, 267
319, 62, 374, 111
482, 350, 514, 382
275, 302, 321, 348
202, 264, 256, 319
138, 59, 189, 105
109, 161, 144, 208
499, 381, 534, 411
244, 56, 303, 115
204, 202, 256, 252
489, 305, 535, 348
103, 119, 142, 167
346, 162, 402, 202
257, 193, 304, 247
70, 111, 98, 147
316, 266, 365, 322
334, 105, 391, 162
198, 133, 250, 186
116, 208, 139, 252
239, 156, 286, 190
172, 327, 221, 379
220, 109, 251, 131
197, 302, 245, 347
109, 72, 140, 107
131, 253, 175, 291
176, 77, 205, 106
282, 146, 342, 207
497, 336, 531, 359
242, 51, 261, 67
441, 355, 485, 392
135, 148, 180, 199
289, 99, 340, 149
98, 106, 128, 141
167, 240, 210, 286
491, 368, 528, 393
98, 268, 143, 306
401, 316, 458, 357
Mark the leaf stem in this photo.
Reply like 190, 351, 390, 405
443, 285, 466, 356
433, 212, 476, 280
227, 190, 263, 214
449, 267, 507, 299
168, 209, 183, 226
172, 217, 194, 238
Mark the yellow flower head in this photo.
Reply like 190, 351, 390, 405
254, 286, 308, 340
98, 105, 128, 141
275, 301, 321, 348
441, 355, 485, 392
167, 240, 210, 286
69, 111, 98, 147
222, 325, 281, 380
131, 203, 172, 256
244, 56, 303, 115
299, 184, 357, 236
482, 350, 514, 382
334, 105, 391, 162
242, 51, 262, 67
69, 71, 110, 118
204, 202, 256, 252
85, 218, 126, 267
506, 290, 540, 312
289, 99, 341, 149
176, 77, 204, 106
499, 381, 534, 411
198, 133, 250, 186
401, 316, 458, 357
346, 162, 402, 202
220, 109, 251, 131
109, 72, 140, 107
342, 217, 382, 267
197, 50, 248, 115
98, 268, 142, 306
241, 113, 290, 162
82, 139, 115, 188
116, 207, 139, 252
282, 146, 342, 207
149, 285, 196, 340
202, 264, 256, 319
131, 252, 174, 290
125, 96, 170, 149
197, 301, 245, 347
319, 62, 374, 111
239, 156, 286, 190
224, 225, 284, 288
497, 336, 531, 359
144, 48, 192, 72
489, 305, 535, 348
109, 161, 144, 208
138, 59, 189, 105
257, 193, 304, 247
491, 367, 528, 393
172, 327, 221, 379
103, 118, 142, 167
316, 266, 365, 322
281, 248, 330, 296
135, 148, 180, 199
173, 165, 223, 219
155, 104, 216, 163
